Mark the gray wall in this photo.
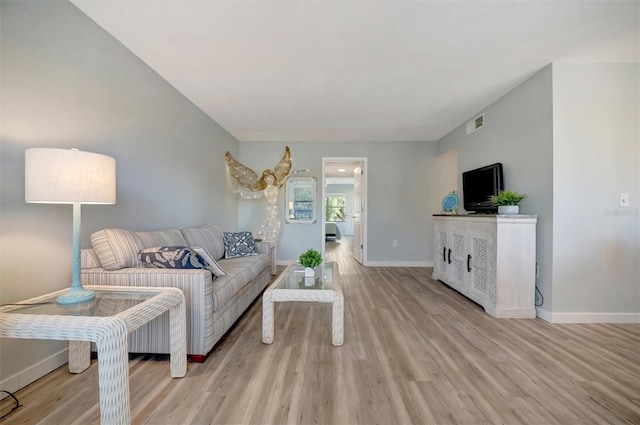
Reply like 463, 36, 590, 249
436, 63, 640, 319
552, 63, 639, 315
437, 65, 555, 311
0, 0, 239, 388
238, 141, 439, 265
326, 183, 354, 193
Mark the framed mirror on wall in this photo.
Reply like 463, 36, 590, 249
285, 177, 316, 224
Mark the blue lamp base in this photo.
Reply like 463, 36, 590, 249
56, 286, 96, 305
56, 203, 96, 305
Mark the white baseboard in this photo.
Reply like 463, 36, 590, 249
487, 307, 536, 319
535, 307, 553, 322
276, 260, 435, 268
536, 308, 639, 323
365, 261, 434, 267
0, 348, 68, 393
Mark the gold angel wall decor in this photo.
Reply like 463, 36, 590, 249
225, 146, 292, 242
225, 146, 291, 193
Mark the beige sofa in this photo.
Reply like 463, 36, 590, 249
80, 224, 275, 361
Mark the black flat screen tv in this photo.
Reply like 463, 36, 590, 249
462, 163, 504, 213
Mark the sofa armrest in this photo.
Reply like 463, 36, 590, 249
81, 266, 211, 286
81, 267, 214, 354
255, 241, 276, 275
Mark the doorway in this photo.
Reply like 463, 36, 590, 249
321, 158, 367, 265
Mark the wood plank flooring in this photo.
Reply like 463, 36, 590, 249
2, 237, 639, 424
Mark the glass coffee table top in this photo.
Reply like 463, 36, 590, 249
276, 262, 335, 290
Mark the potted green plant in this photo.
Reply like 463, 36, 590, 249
299, 248, 323, 279
489, 190, 526, 214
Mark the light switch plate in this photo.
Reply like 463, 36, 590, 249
620, 193, 630, 207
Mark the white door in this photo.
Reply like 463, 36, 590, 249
344, 191, 354, 235
433, 219, 449, 281
353, 165, 363, 264
467, 224, 495, 306
447, 227, 468, 292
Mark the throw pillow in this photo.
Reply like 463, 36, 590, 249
139, 246, 208, 270
192, 247, 226, 277
81, 249, 102, 269
222, 231, 259, 259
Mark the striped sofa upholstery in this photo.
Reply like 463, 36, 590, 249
81, 225, 275, 359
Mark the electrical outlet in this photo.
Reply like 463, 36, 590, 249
392, 240, 398, 247
620, 193, 630, 207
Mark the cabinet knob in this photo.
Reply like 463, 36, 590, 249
442, 247, 446, 263
467, 254, 472, 273
448, 249, 452, 264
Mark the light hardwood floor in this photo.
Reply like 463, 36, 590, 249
2, 238, 639, 424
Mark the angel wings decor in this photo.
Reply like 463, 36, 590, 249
225, 146, 292, 242
225, 146, 292, 194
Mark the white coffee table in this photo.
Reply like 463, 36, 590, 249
262, 262, 343, 346
0, 285, 187, 425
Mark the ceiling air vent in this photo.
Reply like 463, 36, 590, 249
466, 114, 484, 135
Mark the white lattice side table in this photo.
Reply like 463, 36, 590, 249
262, 262, 343, 346
0, 285, 187, 425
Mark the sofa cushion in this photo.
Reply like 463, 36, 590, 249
210, 275, 241, 312
219, 254, 269, 281
222, 231, 259, 259
181, 225, 226, 261
139, 246, 209, 271
192, 247, 226, 277
209, 254, 269, 311
91, 227, 187, 270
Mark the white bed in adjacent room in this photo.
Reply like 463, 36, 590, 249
325, 222, 342, 240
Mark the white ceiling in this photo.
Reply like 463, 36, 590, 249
71, 0, 639, 143
324, 161, 361, 179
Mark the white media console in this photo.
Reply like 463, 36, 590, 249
433, 214, 538, 318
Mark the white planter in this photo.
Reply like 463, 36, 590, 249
304, 267, 317, 287
304, 276, 315, 287
498, 205, 520, 214
304, 267, 315, 278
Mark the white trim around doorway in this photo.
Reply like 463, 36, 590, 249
322, 157, 368, 266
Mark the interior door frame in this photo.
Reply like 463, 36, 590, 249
321, 157, 368, 265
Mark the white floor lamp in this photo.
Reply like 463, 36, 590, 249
25, 148, 116, 304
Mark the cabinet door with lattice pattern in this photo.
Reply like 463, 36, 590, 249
446, 223, 468, 292
467, 224, 496, 306
433, 220, 449, 281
